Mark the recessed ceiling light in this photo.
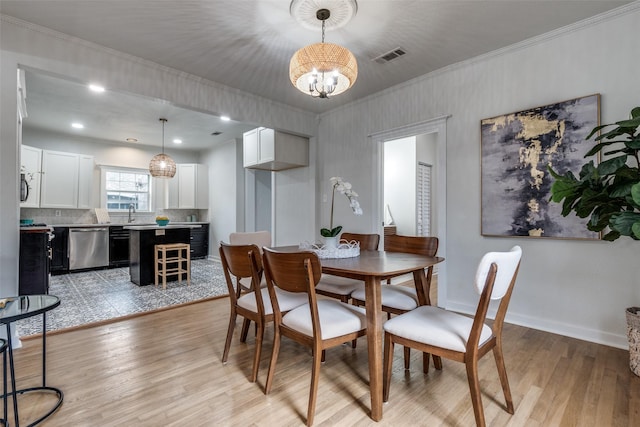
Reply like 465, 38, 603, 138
220, 116, 231, 121
71, 122, 84, 129
125, 138, 138, 143
88, 84, 105, 93
173, 139, 182, 144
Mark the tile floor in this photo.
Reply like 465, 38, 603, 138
16, 258, 228, 337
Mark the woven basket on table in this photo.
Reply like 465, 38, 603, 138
626, 307, 640, 377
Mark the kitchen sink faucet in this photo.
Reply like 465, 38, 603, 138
128, 204, 136, 223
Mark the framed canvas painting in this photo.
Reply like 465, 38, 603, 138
481, 94, 601, 239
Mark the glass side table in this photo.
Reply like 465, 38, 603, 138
0, 295, 63, 426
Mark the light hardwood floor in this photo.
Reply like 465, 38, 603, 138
14, 296, 640, 426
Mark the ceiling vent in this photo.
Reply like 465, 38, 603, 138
211, 131, 222, 136
372, 47, 406, 64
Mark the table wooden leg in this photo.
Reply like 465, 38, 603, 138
365, 276, 383, 421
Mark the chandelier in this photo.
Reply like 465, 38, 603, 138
149, 118, 176, 178
289, 7, 358, 98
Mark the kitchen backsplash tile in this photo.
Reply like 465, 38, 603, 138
20, 208, 208, 225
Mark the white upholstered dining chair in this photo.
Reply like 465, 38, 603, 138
382, 245, 522, 427
262, 247, 367, 426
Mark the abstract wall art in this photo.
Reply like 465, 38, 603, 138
481, 94, 601, 239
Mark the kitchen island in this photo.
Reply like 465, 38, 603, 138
125, 224, 201, 286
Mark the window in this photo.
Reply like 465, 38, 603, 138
102, 167, 151, 211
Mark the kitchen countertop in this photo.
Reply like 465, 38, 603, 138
19, 226, 52, 232
41, 222, 208, 228
124, 224, 202, 231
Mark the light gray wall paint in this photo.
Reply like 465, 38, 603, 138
203, 139, 240, 253
317, 6, 640, 348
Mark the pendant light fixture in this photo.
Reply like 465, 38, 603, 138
289, 0, 358, 98
149, 118, 176, 178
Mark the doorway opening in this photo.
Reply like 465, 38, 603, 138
371, 115, 449, 306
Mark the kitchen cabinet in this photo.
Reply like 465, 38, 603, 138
127, 226, 191, 286
19, 228, 51, 294
77, 155, 95, 209
190, 223, 209, 259
166, 163, 208, 209
243, 127, 308, 171
20, 145, 42, 208
50, 227, 69, 274
40, 149, 94, 209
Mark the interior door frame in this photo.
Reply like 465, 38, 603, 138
370, 115, 450, 307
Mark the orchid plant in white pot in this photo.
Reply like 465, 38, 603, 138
321, 177, 363, 243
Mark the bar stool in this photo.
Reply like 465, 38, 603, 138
154, 243, 191, 289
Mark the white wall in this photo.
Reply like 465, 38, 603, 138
384, 136, 416, 235
317, 4, 640, 349
202, 139, 241, 254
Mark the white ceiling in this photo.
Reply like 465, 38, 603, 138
2, 0, 633, 151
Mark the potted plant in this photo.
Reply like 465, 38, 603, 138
548, 106, 640, 376
320, 176, 363, 249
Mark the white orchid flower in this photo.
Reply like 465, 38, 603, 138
322, 176, 364, 237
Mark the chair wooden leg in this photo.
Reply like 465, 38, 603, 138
403, 346, 411, 370
264, 328, 281, 395
222, 311, 237, 363
422, 352, 430, 374
465, 359, 486, 427
307, 345, 322, 426
383, 333, 394, 402
433, 355, 443, 370
240, 318, 251, 343
493, 345, 514, 413
250, 320, 264, 383
321, 350, 326, 363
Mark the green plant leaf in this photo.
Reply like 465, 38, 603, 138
320, 226, 342, 237
632, 222, 640, 239
597, 156, 627, 176
632, 182, 640, 206
609, 211, 640, 238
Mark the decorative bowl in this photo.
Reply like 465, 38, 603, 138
156, 219, 170, 226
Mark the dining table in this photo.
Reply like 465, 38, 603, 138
274, 246, 444, 421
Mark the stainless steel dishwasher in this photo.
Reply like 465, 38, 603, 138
69, 227, 109, 270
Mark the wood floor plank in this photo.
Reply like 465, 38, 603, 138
10, 297, 640, 426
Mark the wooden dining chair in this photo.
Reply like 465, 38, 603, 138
382, 246, 522, 427
315, 232, 380, 303
351, 234, 439, 370
219, 242, 307, 383
262, 247, 367, 426
229, 230, 271, 295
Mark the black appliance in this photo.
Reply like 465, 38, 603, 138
109, 226, 130, 267
19, 226, 53, 295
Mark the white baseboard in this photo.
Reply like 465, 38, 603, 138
445, 300, 628, 350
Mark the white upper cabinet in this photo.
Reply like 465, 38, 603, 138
20, 145, 42, 208
166, 163, 208, 209
77, 155, 95, 209
39, 149, 94, 209
243, 127, 308, 171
